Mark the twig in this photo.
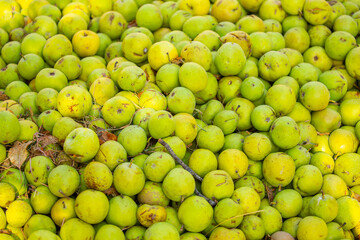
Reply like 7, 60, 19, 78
158, 139, 217, 207
158, 139, 203, 182
195, 188, 217, 207
206, 210, 264, 236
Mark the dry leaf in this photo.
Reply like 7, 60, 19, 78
353, 192, 360, 202
0, 91, 9, 101
0, 229, 12, 235
265, 184, 276, 203
8, 141, 34, 169
93, 126, 117, 144
214, 74, 222, 80
0, 158, 11, 169
37, 132, 58, 147
30, 131, 59, 160
103, 186, 119, 197
128, 20, 137, 28
98, 131, 117, 144
171, 56, 184, 65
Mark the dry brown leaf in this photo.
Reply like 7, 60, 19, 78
38, 132, 58, 147
171, 56, 184, 65
0, 229, 12, 235
103, 186, 119, 197
29, 131, 59, 160
353, 192, 360, 202
8, 141, 34, 169
98, 131, 117, 144
128, 20, 137, 28
0, 91, 9, 101
93, 126, 117, 144
0, 158, 11, 169
265, 184, 276, 203
214, 74, 222, 80
265, 235, 272, 240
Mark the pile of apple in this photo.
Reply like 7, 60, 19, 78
1, 0, 360, 239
